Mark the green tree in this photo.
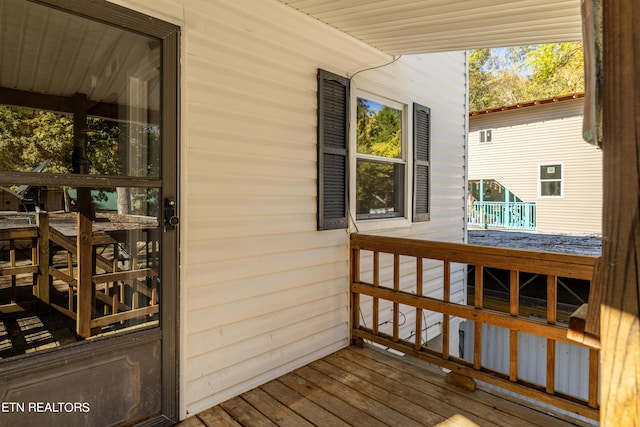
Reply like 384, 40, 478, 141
524, 42, 584, 98
469, 42, 584, 111
0, 105, 124, 175
0, 106, 73, 173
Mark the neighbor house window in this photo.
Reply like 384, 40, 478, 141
356, 97, 405, 220
479, 129, 492, 143
539, 163, 563, 197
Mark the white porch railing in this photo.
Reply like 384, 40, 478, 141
469, 201, 536, 230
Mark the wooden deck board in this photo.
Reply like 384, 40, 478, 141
218, 396, 278, 427
354, 347, 582, 427
324, 350, 495, 427
278, 371, 387, 427
342, 347, 575, 427
261, 379, 351, 427
310, 358, 446, 426
196, 406, 241, 427
295, 364, 425, 427
241, 387, 315, 427
178, 346, 588, 427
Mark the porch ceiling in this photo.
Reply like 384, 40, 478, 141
279, 0, 583, 55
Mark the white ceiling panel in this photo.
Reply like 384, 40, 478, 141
279, 0, 583, 54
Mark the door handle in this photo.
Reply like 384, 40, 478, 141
164, 197, 179, 229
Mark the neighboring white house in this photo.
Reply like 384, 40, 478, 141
468, 94, 603, 235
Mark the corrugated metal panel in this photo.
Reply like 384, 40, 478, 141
279, 0, 583, 54
469, 98, 603, 235
460, 321, 597, 404
108, 0, 469, 417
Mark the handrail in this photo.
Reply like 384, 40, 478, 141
350, 233, 600, 421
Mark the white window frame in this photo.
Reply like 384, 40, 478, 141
350, 89, 411, 231
479, 129, 492, 144
538, 162, 564, 198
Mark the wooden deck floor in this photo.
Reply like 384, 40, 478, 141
177, 346, 589, 427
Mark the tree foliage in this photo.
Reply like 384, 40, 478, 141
0, 105, 133, 176
469, 42, 584, 111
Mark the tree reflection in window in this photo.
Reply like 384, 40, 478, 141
356, 98, 405, 219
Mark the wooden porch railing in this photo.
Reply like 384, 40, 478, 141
350, 233, 600, 421
0, 212, 159, 339
0, 226, 39, 303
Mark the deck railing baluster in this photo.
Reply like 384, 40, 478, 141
547, 275, 557, 395
474, 265, 483, 370
373, 251, 379, 336
442, 260, 450, 360
510, 270, 519, 382
10, 239, 16, 303
415, 258, 423, 350
589, 348, 599, 408
393, 254, 400, 342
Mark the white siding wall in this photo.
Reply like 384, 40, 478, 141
111, 0, 468, 419
469, 99, 602, 235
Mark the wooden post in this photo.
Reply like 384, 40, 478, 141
351, 246, 363, 347
36, 212, 50, 304
76, 191, 93, 338
73, 92, 94, 339
601, 0, 640, 424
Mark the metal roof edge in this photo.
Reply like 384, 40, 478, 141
470, 92, 585, 117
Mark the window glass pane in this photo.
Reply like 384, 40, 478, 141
0, 0, 161, 177
541, 181, 562, 196
540, 164, 562, 180
356, 98, 402, 159
0, 185, 161, 355
0, 0, 167, 358
356, 159, 404, 219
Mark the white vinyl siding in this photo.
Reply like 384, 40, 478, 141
469, 98, 602, 235
113, 0, 468, 419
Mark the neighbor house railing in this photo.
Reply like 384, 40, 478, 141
350, 233, 600, 421
469, 201, 536, 230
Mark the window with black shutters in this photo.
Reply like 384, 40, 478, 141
317, 69, 432, 229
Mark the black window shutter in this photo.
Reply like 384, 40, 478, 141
413, 103, 431, 222
317, 69, 350, 230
